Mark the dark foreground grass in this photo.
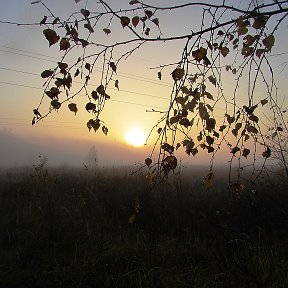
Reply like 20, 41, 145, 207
0, 165, 288, 288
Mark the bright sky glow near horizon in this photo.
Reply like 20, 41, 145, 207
0, 0, 288, 167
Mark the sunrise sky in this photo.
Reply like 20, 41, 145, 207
0, 0, 288, 167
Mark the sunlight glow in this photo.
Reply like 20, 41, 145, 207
125, 128, 146, 147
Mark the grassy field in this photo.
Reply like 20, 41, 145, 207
0, 162, 288, 288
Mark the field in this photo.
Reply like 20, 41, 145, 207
0, 162, 288, 288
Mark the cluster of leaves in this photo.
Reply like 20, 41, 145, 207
30, 0, 288, 185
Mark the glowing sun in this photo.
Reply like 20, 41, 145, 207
125, 128, 146, 147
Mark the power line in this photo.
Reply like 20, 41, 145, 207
0, 45, 172, 87
0, 80, 167, 109
0, 67, 168, 100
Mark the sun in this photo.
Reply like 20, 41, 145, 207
125, 128, 146, 147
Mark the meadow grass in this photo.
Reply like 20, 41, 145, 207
0, 163, 287, 287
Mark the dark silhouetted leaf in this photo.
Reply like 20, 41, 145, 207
220, 46, 229, 57
172, 67, 185, 81
51, 99, 61, 109
161, 156, 177, 173
247, 125, 258, 134
102, 126, 108, 135
161, 143, 174, 154
242, 148, 250, 158
41, 70, 54, 78
231, 146, 240, 154
103, 28, 111, 35
74, 69, 80, 78
129, 0, 139, 4
263, 34, 275, 51
43, 28, 60, 46
152, 18, 159, 27
84, 23, 94, 33
145, 157, 152, 167
208, 75, 217, 87
115, 80, 119, 90
158, 71, 162, 80
40, 16, 47, 25
97, 85, 105, 95
80, 9, 90, 17
260, 99, 268, 106
85, 62, 91, 71
68, 103, 78, 115
132, 16, 140, 28
110, 62, 117, 73
86, 102, 96, 112
60, 38, 70, 51
120, 16, 130, 28
253, 15, 268, 29
262, 147, 271, 158
144, 10, 153, 18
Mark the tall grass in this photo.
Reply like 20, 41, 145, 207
0, 162, 287, 287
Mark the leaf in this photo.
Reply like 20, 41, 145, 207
91, 91, 98, 100
79, 39, 89, 47
120, 16, 130, 28
247, 125, 258, 134
40, 16, 47, 25
87, 119, 100, 132
103, 28, 111, 35
206, 118, 216, 132
74, 69, 80, 78
86, 102, 96, 112
80, 9, 90, 17
158, 71, 162, 80
145, 158, 152, 167
253, 15, 268, 29
75, 0, 82, 3
161, 156, 177, 173
43, 28, 60, 46
144, 10, 153, 18
84, 23, 94, 33
219, 125, 226, 132
171, 67, 185, 81
263, 34, 275, 51
96, 85, 105, 95
206, 136, 214, 146
41, 70, 54, 78
249, 114, 259, 123
199, 102, 209, 120
32, 117, 36, 125
60, 38, 70, 51
85, 62, 91, 71
276, 127, 283, 132
262, 147, 271, 158
192, 47, 207, 62
132, 16, 140, 28
231, 146, 240, 154
33, 109, 41, 118
170, 115, 180, 125
161, 143, 174, 154
102, 126, 108, 136
152, 18, 159, 27
208, 75, 217, 87
256, 49, 266, 58
129, 0, 139, 4
68, 103, 78, 115
45, 87, 60, 99
51, 99, 61, 110
109, 62, 117, 73
144, 28, 150, 36
242, 148, 250, 158
179, 118, 190, 127
220, 46, 229, 57
115, 80, 119, 91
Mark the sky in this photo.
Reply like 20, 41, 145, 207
0, 0, 288, 168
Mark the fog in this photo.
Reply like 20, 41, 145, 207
0, 129, 150, 168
